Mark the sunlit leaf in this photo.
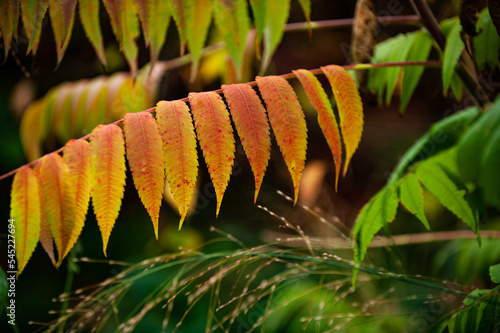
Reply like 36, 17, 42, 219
62, 139, 91, 261
156, 100, 199, 229
293, 69, 342, 190
37, 153, 76, 266
10, 166, 40, 276
256, 75, 307, 203
33, 164, 56, 266
124, 112, 165, 238
189, 91, 235, 216
249, 0, 266, 42
322, 65, 363, 176
222, 83, 271, 202
90, 124, 127, 256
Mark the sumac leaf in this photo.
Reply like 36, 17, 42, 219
222, 84, 271, 202
256, 75, 307, 203
189, 92, 235, 216
156, 100, 199, 229
90, 124, 126, 255
124, 112, 165, 238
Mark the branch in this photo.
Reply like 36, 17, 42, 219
262, 230, 500, 250
0, 60, 441, 182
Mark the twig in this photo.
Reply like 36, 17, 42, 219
263, 229, 500, 249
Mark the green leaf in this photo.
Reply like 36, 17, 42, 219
490, 263, 500, 283
400, 30, 434, 112
415, 159, 478, 234
170, 0, 188, 55
297, 0, 311, 24
457, 100, 500, 182
368, 33, 416, 106
352, 183, 399, 283
480, 120, 500, 210
474, 9, 500, 70
384, 33, 416, 106
450, 72, 464, 101
249, 0, 267, 42
147, 0, 171, 65
260, 0, 290, 74
103, 0, 140, 76
399, 173, 430, 230
0, 1, 14, 60
212, 0, 250, 80
78, 0, 106, 66
442, 19, 464, 95
185, 0, 213, 81
21, 0, 49, 55
49, 0, 75, 65
389, 106, 479, 184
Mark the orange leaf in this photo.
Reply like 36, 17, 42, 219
33, 163, 57, 266
156, 100, 198, 230
293, 69, 342, 190
221, 84, 271, 202
189, 92, 235, 216
37, 153, 76, 267
256, 75, 308, 204
10, 166, 40, 276
124, 112, 165, 238
321, 65, 363, 176
62, 139, 91, 260
90, 124, 126, 255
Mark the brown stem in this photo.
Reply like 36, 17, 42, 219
263, 230, 500, 249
